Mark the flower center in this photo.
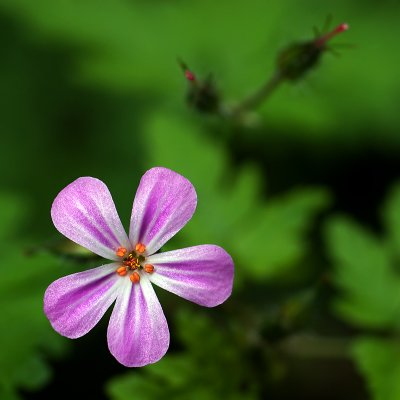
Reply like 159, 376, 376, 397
123, 253, 142, 270
115, 245, 154, 284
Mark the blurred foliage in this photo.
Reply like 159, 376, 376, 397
352, 338, 400, 400
0, 0, 399, 141
0, 194, 69, 400
107, 309, 257, 400
382, 184, 400, 261
326, 216, 400, 329
0, 0, 400, 399
144, 114, 330, 282
327, 184, 400, 399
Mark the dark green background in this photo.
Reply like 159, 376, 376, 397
1, 0, 400, 399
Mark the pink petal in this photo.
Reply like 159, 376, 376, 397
147, 245, 234, 307
51, 177, 130, 260
129, 167, 197, 255
44, 263, 122, 339
107, 275, 170, 367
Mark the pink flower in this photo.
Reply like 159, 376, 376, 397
44, 167, 234, 367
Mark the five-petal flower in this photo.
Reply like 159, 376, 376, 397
44, 167, 234, 367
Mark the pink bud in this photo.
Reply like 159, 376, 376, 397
185, 70, 196, 81
178, 58, 197, 82
315, 23, 349, 47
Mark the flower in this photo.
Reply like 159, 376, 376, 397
44, 167, 234, 367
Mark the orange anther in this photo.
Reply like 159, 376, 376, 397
135, 243, 146, 254
130, 271, 140, 283
116, 247, 127, 257
144, 264, 154, 274
117, 266, 127, 276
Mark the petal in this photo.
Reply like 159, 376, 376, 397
44, 263, 122, 339
147, 245, 234, 307
107, 274, 170, 367
51, 177, 130, 260
129, 167, 197, 255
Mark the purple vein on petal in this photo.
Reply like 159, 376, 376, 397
148, 245, 234, 307
71, 208, 116, 249
78, 190, 122, 246
129, 167, 197, 255
44, 263, 121, 339
141, 189, 178, 245
51, 177, 130, 259
107, 275, 169, 367
135, 184, 161, 244
51, 273, 112, 309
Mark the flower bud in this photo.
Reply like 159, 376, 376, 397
277, 23, 349, 81
179, 59, 220, 114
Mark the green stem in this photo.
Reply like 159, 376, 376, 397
231, 71, 283, 116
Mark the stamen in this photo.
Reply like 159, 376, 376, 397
116, 266, 127, 276
135, 243, 146, 254
130, 271, 140, 284
144, 264, 154, 274
116, 247, 127, 257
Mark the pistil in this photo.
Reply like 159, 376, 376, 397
115, 245, 155, 283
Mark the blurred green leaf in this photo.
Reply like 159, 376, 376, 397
106, 309, 257, 400
352, 337, 400, 400
0, 386, 20, 400
13, 355, 52, 391
107, 373, 165, 400
1, 0, 400, 143
382, 183, 400, 259
0, 193, 26, 240
328, 188, 400, 399
0, 0, 284, 93
144, 114, 330, 280
326, 216, 400, 329
0, 193, 69, 399
232, 187, 330, 279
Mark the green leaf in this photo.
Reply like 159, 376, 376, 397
2, 0, 400, 144
352, 337, 400, 400
0, 193, 26, 240
326, 216, 400, 329
0, 385, 20, 400
106, 308, 257, 400
0, 253, 70, 398
231, 187, 330, 279
143, 114, 330, 280
106, 373, 165, 400
13, 355, 52, 391
0, 0, 284, 94
0, 193, 69, 399
382, 183, 400, 259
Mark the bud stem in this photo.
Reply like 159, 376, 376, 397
232, 71, 283, 116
